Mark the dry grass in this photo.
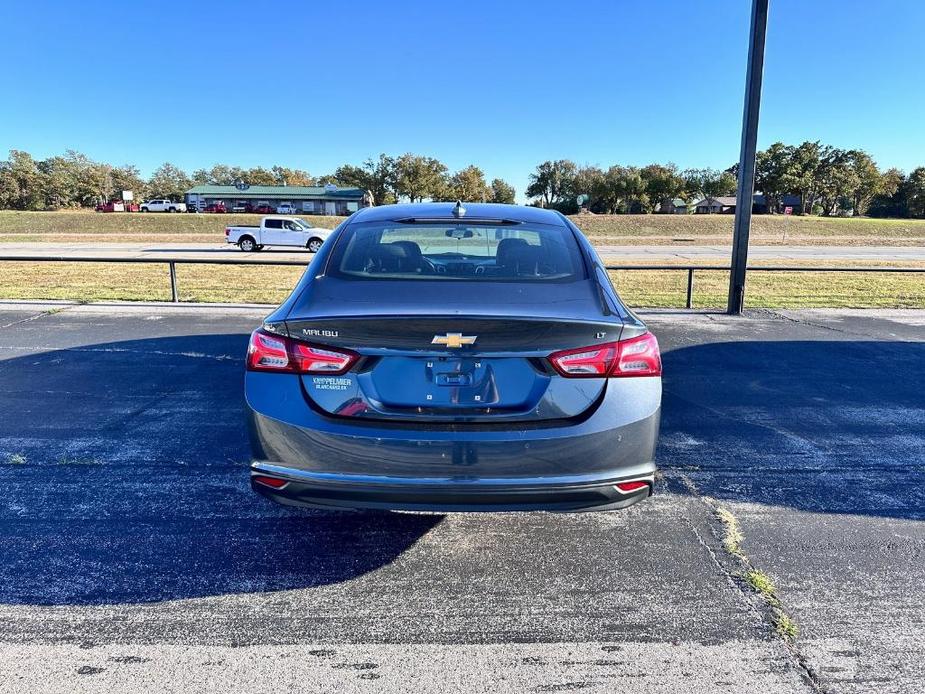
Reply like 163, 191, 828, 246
0, 210, 344, 244
0, 261, 306, 304
1, 258, 922, 308
574, 213, 925, 246
607, 260, 925, 309
1, 209, 923, 307
3, 209, 925, 246
715, 507, 745, 558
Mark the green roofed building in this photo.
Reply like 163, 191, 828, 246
185, 184, 366, 215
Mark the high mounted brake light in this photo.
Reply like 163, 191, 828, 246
246, 329, 358, 375
548, 332, 662, 378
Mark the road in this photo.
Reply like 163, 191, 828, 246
0, 302, 923, 693
0, 242, 923, 263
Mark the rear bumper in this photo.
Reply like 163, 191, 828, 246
250, 463, 654, 512
245, 371, 660, 512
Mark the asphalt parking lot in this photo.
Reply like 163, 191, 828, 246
0, 302, 922, 693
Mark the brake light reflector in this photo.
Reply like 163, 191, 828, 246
225, 227, 231, 236
615, 480, 650, 493
548, 332, 661, 378
246, 329, 358, 375
253, 475, 288, 489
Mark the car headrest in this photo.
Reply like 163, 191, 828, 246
389, 240, 423, 260
496, 237, 530, 266
505, 243, 541, 274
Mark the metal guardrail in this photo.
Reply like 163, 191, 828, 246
1, 255, 923, 307
0, 255, 311, 303
602, 264, 925, 309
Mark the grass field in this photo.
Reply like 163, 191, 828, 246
0, 209, 922, 308
1, 259, 922, 309
2, 209, 925, 246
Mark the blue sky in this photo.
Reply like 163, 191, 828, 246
1, 0, 922, 200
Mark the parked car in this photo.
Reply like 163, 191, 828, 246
140, 199, 186, 213
95, 201, 125, 213
276, 202, 297, 215
205, 202, 227, 213
225, 215, 331, 252
245, 202, 662, 512
252, 204, 274, 214
232, 203, 255, 213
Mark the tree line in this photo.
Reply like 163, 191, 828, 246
526, 142, 925, 217
0, 150, 515, 211
1, 143, 924, 218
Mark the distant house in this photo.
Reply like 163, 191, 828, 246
753, 194, 802, 214
659, 198, 690, 214
694, 193, 803, 214
695, 196, 737, 214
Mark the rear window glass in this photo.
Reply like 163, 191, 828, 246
328, 222, 585, 282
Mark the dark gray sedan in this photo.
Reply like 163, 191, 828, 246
246, 202, 661, 512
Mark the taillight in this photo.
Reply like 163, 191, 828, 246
548, 344, 617, 377
548, 332, 661, 378
611, 332, 662, 377
246, 329, 358, 375
225, 227, 230, 236
248, 330, 290, 371
289, 342, 357, 373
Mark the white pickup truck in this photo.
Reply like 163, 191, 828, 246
225, 216, 332, 252
140, 199, 187, 213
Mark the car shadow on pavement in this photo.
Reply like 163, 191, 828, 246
658, 338, 925, 519
0, 334, 442, 606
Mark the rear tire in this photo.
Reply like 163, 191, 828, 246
140, 207, 148, 213
307, 237, 323, 252
239, 236, 256, 252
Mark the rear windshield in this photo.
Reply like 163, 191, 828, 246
328, 221, 585, 282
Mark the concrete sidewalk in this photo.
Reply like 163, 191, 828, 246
0, 303, 922, 693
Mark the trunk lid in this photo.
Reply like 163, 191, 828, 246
285, 278, 626, 423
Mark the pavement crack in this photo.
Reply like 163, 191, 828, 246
673, 472, 828, 693
0, 344, 240, 362
760, 309, 887, 339
0, 304, 76, 330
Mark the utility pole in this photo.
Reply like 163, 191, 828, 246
727, 0, 770, 315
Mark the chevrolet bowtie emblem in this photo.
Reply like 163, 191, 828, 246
432, 332, 477, 348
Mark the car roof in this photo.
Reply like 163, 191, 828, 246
349, 202, 566, 225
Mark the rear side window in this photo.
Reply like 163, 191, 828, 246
329, 222, 585, 282
264, 219, 283, 229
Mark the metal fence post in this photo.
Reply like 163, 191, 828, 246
168, 261, 179, 302
686, 269, 695, 309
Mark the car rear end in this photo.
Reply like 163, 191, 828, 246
245, 204, 661, 512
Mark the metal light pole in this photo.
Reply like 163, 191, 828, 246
727, 0, 770, 315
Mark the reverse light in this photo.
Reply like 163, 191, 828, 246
246, 329, 358, 375
548, 332, 661, 378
